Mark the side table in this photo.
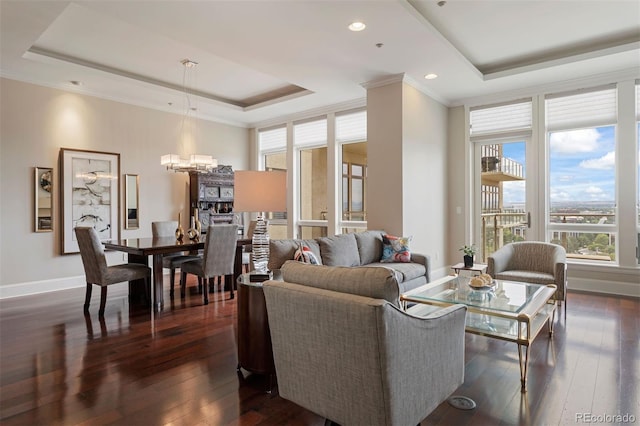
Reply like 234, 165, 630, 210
236, 271, 280, 392
451, 262, 488, 276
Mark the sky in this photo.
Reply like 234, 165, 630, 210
499, 125, 620, 206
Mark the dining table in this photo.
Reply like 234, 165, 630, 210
104, 236, 251, 311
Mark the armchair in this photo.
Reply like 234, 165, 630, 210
263, 265, 467, 426
487, 241, 567, 315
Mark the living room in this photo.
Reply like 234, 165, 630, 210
1, 1, 639, 425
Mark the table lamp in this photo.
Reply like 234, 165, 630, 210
234, 170, 287, 276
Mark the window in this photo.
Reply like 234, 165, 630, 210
546, 86, 617, 263
470, 100, 531, 260
258, 126, 287, 233
294, 118, 327, 238
255, 106, 368, 239
337, 110, 367, 232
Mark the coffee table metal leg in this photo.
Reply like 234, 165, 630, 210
518, 343, 530, 392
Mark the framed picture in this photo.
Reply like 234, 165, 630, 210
34, 167, 53, 232
60, 148, 120, 254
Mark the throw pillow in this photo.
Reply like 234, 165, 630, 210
294, 244, 321, 265
380, 234, 412, 263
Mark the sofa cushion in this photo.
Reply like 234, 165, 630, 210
317, 233, 360, 267
269, 239, 321, 270
354, 230, 385, 265
280, 260, 401, 308
380, 234, 412, 263
366, 262, 426, 283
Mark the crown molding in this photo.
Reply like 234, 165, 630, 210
250, 97, 366, 129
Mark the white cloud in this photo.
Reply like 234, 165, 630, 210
585, 186, 604, 194
549, 129, 599, 154
550, 188, 572, 201
580, 151, 615, 169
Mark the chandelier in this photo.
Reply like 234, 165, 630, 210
161, 59, 217, 173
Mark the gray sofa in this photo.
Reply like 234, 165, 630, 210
268, 230, 430, 292
263, 261, 467, 426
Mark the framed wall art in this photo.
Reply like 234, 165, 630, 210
34, 166, 53, 232
60, 148, 120, 254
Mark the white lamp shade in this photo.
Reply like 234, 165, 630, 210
234, 171, 287, 212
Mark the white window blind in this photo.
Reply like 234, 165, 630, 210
636, 82, 640, 120
545, 86, 617, 132
294, 118, 327, 148
336, 110, 367, 143
258, 127, 286, 152
470, 100, 532, 137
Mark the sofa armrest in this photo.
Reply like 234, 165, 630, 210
410, 252, 431, 283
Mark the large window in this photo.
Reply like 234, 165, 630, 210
337, 110, 367, 232
470, 100, 531, 261
294, 118, 327, 238
257, 126, 287, 239
546, 86, 617, 263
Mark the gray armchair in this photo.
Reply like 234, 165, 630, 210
487, 241, 567, 314
263, 263, 467, 426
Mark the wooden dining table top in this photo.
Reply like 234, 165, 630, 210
103, 236, 205, 256
103, 236, 252, 255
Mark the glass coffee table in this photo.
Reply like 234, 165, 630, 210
401, 275, 557, 392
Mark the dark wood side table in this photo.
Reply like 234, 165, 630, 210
451, 262, 488, 276
236, 271, 280, 392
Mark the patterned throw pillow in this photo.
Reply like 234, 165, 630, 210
293, 244, 321, 265
380, 234, 411, 263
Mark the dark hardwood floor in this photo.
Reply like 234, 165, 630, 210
1, 277, 638, 426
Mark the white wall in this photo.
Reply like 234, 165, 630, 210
401, 83, 448, 273
0, 78, 249, 296
446, 106, 467, 264
366, 81, 404, 235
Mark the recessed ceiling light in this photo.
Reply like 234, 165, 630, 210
348, 21, 366, 32
424, 73, 438, 80
69, 80, 83, 86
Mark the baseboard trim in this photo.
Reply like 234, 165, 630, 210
0, 276, 87, 299
569, 277, 640, 298
0, 271, 171, 300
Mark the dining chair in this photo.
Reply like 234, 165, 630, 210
75, 226, 151, 317
180, 224, 239, 304
152, 221, 201, 296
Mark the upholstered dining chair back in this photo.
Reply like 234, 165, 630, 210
180, 224, 238, 304
75, 226, 109, 284
75, 226, 150, 317
152, 221, 177, 237
202, 224, 238, 277
151, 220, 201, 296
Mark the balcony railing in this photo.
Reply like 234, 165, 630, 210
481, 156, 524, 179
480, 211, 616, 263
